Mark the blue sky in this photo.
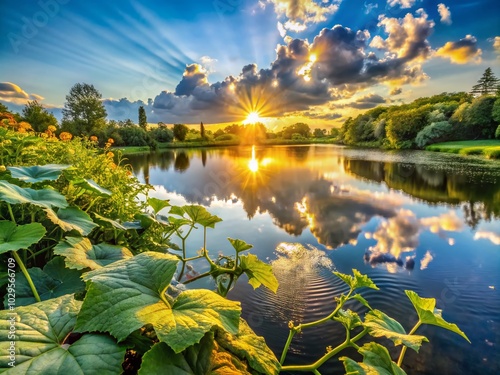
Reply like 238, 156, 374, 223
1, 0, 499, 127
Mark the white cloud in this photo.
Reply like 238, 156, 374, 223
0, 82, 45, 105
492, 36, 500, 58
420, 250, 434, 270
474, 231, 500, 245
387, 0, 417, 9
437, 3, 452, 25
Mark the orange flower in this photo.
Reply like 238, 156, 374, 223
47, 125, 57, 132
90, 135, 98, 142
19, 122, 33, 131
59, 132, 73, 141
106, 151, 114, 158
107, 138, 114, 144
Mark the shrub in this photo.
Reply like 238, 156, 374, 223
495, 124, 500, 140
415, 121, 453, 148
150, 126, 174, 142
215, 134, 238, 141
291, 133, 304, 140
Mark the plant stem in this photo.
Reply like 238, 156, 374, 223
397, 321, 422, 367
12, 251, 41, 303
182, 271, 212, 285
280, 329, 296, 364
7, 203, 16, 224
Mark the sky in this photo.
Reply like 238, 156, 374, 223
0, 0, 499, 129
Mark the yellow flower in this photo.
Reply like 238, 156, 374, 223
48, 125, 57, 132
0, 165, 6, 172
59, 132, 73, 141
106, 151, 114, 158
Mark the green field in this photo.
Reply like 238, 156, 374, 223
426, 140, 500, 159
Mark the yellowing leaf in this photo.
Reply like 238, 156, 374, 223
239, 254, 278, 293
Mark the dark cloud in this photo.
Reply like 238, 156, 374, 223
349, 93, 387, 109
390, 87, 402, 95
436, 35, 482, 64
174, 64, 209, 96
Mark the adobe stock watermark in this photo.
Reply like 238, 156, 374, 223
7, 0, 71, 54
6, 257, 17, 368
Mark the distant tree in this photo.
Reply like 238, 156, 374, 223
224, 124, 243, 135
21, 100, 58, 132
313, 128, 326, 138
150, 126, 174, 143
282, 123, 310, 139
138, 106, 147, 130
415, 121, 453, 148
464, 95, 496, 138
471, 68, 500, 96
0, 102, 9, 113
173, 123, 189, 141
174, 151, 190, 172
214, 128, 224, 138
62, 83, 107, 135
200, 121, 206, 139
329, 127, 340, 138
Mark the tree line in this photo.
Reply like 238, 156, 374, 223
338, 68, 500, 149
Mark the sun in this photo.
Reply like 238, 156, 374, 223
243, 111, 261, 125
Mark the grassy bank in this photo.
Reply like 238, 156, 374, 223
426, 140, 500, 159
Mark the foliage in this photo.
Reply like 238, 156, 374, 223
463, 95, 496, 138
200, 121, 206, 139
62, 83, 107, 136
415, 121, 453, 148
21, 100, 58, 132
496, 124, 500, 140
149, 125, 174, 143
492, 97, 500, 123
471, 67, 500, 96
173, 123, 189, 141
279, 270, 470, 374
117, 124, 157, 149
281, 123, 310, 139
138, 106, 147, 130
215, 133, 239, 142
386, 104, 432, 148
313, 128, 326, 138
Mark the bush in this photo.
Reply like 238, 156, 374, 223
150, 126, 174, 143
291, 133, 304, 140
495, 124, 500, 140
485, 148, 500, 159
117, 126, 157, 148
215, 134, 238, 141
415, 121, 453, 148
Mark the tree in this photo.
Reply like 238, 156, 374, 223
138, 106, 147, 130
62, 83, 107, 136
173, 123, 189, 141
21, 100, 58, 132
464, 95, 496, 138
0, 102, 9, 113
313, 128, 326, 138
200, 121, 206, 139
471, 68, 500, 96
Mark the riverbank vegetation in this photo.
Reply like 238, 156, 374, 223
0, 124, 471, 374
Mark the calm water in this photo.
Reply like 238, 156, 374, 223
127, 145, 500, 375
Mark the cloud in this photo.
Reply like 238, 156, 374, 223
420, 250, 433, 270
419, 211, 463, 235
390, 87, 402, 95
175, 64, 209, 96
436, 35, 482, 64
266, 0, 341, 33
387, 0, 417, 9
492, 36, 500, 58
364, 2, 378, 15
0, 82, 45, 105
349, 93, 387, 109
474, 231, 500, 245
437, 3, 452, 25
199, 56, 218, 73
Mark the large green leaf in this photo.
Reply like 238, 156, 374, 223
0, 295, 125, 374
147, 197, 170, 214
75, 252, 241, 353
364, 310, 428, 352
73, 178, 112, 197
182, 205, 223, 228
7, 164, 70, 183
0, 221, 46, 254
139, 332, 255, 375
54, 237, 133, 270
228, 238, 253, 253
239, 254, 278, 293
92, 213, 127, 230
340, 342, 407, 375
405, 290, 470, 342
45, 207, 98, 235
0, 180, 68, 208
334, 269, 379, 291
216, 319, 280, 375
7, 257, 85, 307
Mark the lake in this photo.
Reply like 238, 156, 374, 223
126, 145, 500, 375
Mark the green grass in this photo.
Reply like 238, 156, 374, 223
426, 140, 500, 159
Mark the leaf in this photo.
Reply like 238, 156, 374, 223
182, 205, 222, 228
228, 237, 253, 253
340, 342, 407, 375
239, 254, 278, 293
334, 309, 362, 331
45, 206, 98, 235
353, 293, 373, 310
7, 257, 85, 307
334, 269, 379, 291
169, 205, 186, 216
147, 197, 170, 214
216, 319, 280, 375
0, 180, 68, 208
7, 164, 70, 183
364, 310, 428, 352
73, 178, 112, 197
0, 295, 125, 374
405, 290, 470, 342
139, 342, 195, 374
54, 236, 133, 270
134, 213, 157, 229
92, 213, 127, 230
0, 221, 46, 254
75, 252, 241, 353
